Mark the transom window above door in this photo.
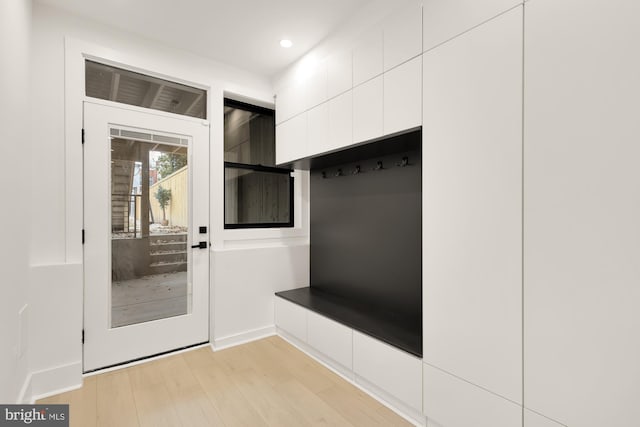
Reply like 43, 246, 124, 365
85, 60, 207, 119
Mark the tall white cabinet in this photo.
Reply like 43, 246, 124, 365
524, 0, 640, 426
274, 0, 640, 425
422, 5, 523, 426
422, 0, 522, 52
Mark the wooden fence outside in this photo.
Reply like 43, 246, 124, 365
148, 166, 188, 227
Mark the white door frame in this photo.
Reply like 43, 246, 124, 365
83, 99, 210, 371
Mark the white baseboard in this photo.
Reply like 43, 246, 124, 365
18, 373, 32, 404
212, 325, 276, 351
28, 361, 83, 403
355, 373, 425, 425
277, 330, 427, 427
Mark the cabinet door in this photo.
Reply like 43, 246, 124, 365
327, 50, 352, 99
307, 103, 329, 156
305, 59, 328, 111
275, 113, 307, 165
307, 311, 353, 370
423, 363, 522, 427
353, 28, 383, 86
353, 332, 422, 413
423, 0, 522, 52
524, 0, 640, 426
353, 75, 383, 143
274, 297, 307, 342
327, 91, 353, 152
422, 6, 522, 404
384, 56, 421, 135
383, 2, 423, 71
276, 81, 305, 125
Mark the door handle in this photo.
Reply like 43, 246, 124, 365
191, 241, 208, 249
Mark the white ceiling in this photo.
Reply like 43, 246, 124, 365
36, 0, 373, 77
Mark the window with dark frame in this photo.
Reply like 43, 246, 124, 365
224, 98, 293, 229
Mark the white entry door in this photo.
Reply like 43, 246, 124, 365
83, 101, 209, 372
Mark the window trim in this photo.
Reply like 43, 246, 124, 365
223, 98, 294, 229
224, 98, 274, 117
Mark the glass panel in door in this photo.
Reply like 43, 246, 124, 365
110, 137, 191, 327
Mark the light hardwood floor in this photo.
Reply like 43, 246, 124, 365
38, 336, 412, 426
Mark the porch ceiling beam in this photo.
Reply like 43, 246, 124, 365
142, 83, 164, 109
109, 72, 121, 101
182, 92, 203, 116
89, 61, 204, 95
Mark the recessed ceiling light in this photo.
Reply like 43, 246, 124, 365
280, 39, 293, 48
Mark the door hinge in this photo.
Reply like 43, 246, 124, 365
82, 229, 85, 244
82, 329, 85, 344
81, 128, 85, 144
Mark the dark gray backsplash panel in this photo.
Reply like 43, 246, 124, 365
310, 130, 422, 324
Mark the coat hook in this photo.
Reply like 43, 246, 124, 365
352, 165, 361, 175
373, 161, 384, 171
397, 156, 409, 167
321, 171, 327, 179
335, 168, 343, 177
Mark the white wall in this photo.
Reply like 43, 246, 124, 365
30, 3, 275, 266
28, 2, 308, 399
212, 245, 309, 349
0, 0, 32, 403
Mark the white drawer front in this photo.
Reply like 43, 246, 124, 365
307, 311, 353, 370
274, 297, 307, 343
353, 331, 422, 412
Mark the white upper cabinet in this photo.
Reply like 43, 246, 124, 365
384, 56, 422, 135
307, 102, 330, 156
276, 59, 326, 123
353, 75, 383, 143
304, 59, 328, 111
276, 81, 305, 125
327, 91, 353, 153
277, 0, 426, 160
422, 6, 523, 404
327, 49, 353, 99
383, 2, 423, 71
275, 113, 307, 165
423, 363, 522, 427
524, 0, 640, 426
423, 0, 522, 52
353, 27, 384, 87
